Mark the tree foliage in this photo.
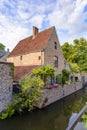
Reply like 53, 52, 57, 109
82, 112, 87, 128
61, 38, 87, 73
19, 76, 44, 110
0, 76, 44, 119
0, 43, 5, 50
62, 69, 70, 86
33, 65, 55, 86
56, 69, 70, 86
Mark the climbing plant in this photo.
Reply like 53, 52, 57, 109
33, 65, 55, 86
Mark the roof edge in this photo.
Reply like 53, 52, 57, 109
8, 50, 43, 58
44, 26, 55, 50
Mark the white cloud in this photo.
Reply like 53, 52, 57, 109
0, 0, 87, 51
0, 26, 29, 51
0, 12, 29, 51
29, 14, 46, 28
0, 0, 49, 51
48, 0, 87, 34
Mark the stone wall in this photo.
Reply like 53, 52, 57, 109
81, 74, 87, 86
0, 62, 13, 113
35, 82, 83, 108
44, 28, 71, 74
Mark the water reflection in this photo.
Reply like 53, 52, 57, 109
0, 88, 87, 130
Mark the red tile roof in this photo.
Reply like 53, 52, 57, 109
9, 26, 55, 57
14, 65, 40, 82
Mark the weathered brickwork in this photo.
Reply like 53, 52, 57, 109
0, 62, 13, 113
44, 28, 67, 74
35, 82, 83, 108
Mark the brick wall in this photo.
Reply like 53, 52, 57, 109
0, 62, 13, 113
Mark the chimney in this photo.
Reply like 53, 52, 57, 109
7, 48, 9, 52
33, 26, 39, 39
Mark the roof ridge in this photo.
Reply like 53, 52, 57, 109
19, 26, 55, 42
38, 26, 55, 34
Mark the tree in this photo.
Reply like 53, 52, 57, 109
61, 42, 74, 62
73, 38, 87, 72
61, 38, 87, 73
69, 62, 80, 73
0, 43, 5, 50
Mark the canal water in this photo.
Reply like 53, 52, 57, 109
0, 87, 87, 130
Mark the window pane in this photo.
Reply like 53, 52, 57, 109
20, 56, 22, 60
54, 42, 57, 49
54, 56, 58, 67
38, 56, 41, 60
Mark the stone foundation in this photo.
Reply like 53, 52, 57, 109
35, 82, 83, 108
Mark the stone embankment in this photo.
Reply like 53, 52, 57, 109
81, 73, 87, 86
0, 62, 13, 113
35, 81, 83, 108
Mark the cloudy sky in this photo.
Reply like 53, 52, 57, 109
0, 0, 87, 51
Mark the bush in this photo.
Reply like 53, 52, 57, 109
33, 65, 55, 86
0, 76, 44, 119
20, 76, 44, 110
56, 74, 62, 84
56, 69, 70, 87
62, 69, 70, 86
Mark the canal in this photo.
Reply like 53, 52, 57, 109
0, 87, 87, 130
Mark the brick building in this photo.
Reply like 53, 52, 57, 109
7, 26, 70, 82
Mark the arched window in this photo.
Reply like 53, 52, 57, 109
54, 42, 57, 49
54, 56, 58, 67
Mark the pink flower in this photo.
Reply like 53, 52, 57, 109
49, 84, 59, 88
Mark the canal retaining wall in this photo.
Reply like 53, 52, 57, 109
81, 74, 87, 86
0, 62, 13, 113
35, 81, 83, 108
